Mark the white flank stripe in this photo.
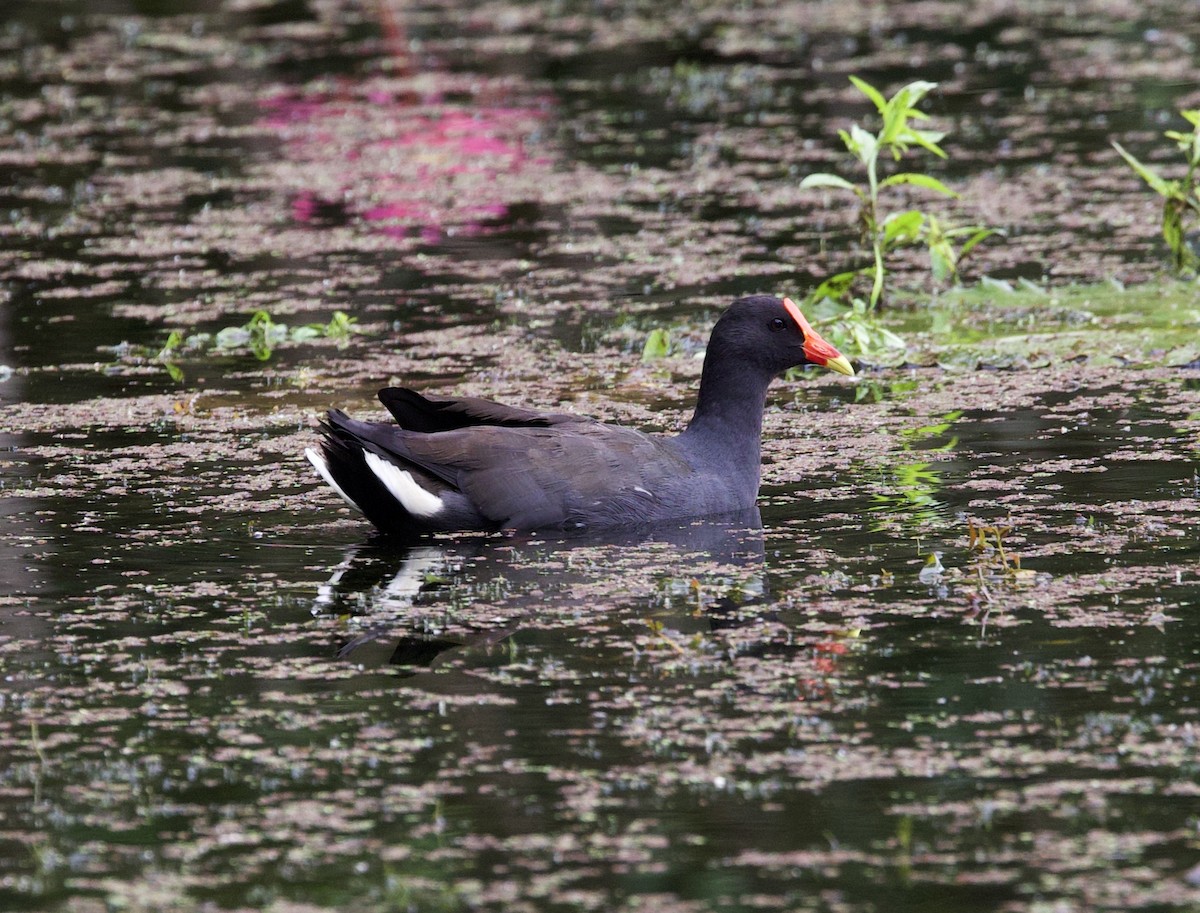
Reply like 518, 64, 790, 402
305, 447, 363, 513
362, 450, 445, 518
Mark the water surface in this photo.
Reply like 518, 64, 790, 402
2, 2, 1200, 911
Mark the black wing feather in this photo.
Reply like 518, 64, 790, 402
378, 387, 583, 432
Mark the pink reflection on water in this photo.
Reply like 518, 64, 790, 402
260, 87, 551, 243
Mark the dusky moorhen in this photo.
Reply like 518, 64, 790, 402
306, 295, 853, 535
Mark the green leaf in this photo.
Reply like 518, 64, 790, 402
641, 328, 671, 361
1163, 198, 1186, 267
882, 209, 925, 246
831, 310, 908, 359
245, 311, 282, 361
290, 326, 322, 342
897, 80, 938, 103
836, 127, 860, 158
847, 123, 878, 166
246, 310, 274, 331
808, 269, 865, 304
1113, 141, 1174, 198
799, 173, 861, 194
875, 325, 907, 349
155, 330, 183, 362
957, 227, 1000, 260
906, 129, 948, 159
849, 320, 870, 351
879, 172, 959, 196
880, 82, 937, 142
1165, 127, 1200, 163
849, 75, 888, 114
325, 310, 357, 342
929, 240, 956, 282
855, 382, 879, 403
154, 330, 186, 383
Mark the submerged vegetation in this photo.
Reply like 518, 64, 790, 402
853, 277, 1200, 369
218, 309, 358, 360
151, 310, 358, 380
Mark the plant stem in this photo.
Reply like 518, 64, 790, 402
865, 147, 884, 310
870, 241, 885, 308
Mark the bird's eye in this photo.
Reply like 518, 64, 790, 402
770, 317, 787, 330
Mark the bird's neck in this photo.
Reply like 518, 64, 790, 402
679, 350, 773, 479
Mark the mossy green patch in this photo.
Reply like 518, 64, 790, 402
840, 278, 1200, 367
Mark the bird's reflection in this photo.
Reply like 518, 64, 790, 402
312, 509, 775, 672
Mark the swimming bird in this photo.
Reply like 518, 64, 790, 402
306, 294, 854, 536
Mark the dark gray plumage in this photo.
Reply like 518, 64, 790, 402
306, 295, 854, 537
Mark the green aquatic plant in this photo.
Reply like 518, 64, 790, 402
967, 518, 1020, 573
214, 309, 359, 361
141, 310, 359, 381
154, 330, 185, 382
801, 77, 995, 323
218, 309, 286, 361
1113, 109, 1200, 274
641, 327, 672, 361
322, 309, 357, 344
811, 297, 908, 365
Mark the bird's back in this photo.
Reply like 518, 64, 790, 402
310, 389, 709, 535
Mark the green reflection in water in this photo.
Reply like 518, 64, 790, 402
868, 409, 962, 530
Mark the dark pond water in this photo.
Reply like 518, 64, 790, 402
2, 2, 1200, 911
